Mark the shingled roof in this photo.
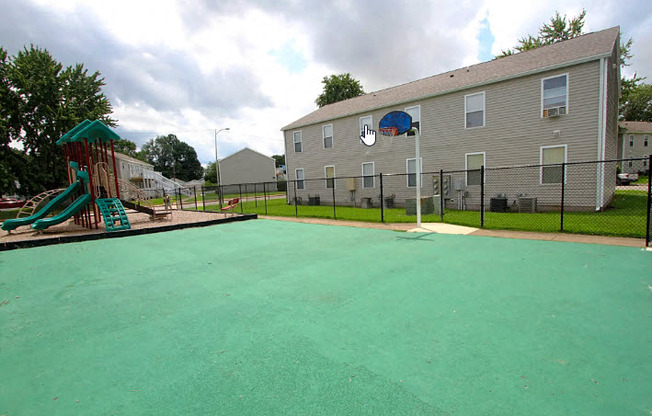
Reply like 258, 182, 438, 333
282, 26, 620, 131
619, 121, 652, 134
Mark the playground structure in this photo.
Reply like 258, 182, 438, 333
1, 120, 133, 232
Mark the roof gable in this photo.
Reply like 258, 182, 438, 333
619, 121, 652, 134
282, 26, 619, 131
220, 147, 274, 163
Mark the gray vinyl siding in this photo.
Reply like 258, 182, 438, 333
285, 60, 614, 209
219, 148, 276, 186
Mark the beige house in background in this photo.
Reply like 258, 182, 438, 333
114, 152, 188, 197
618, 121, 651, 174
219, 147, 277, 192
282, 27, 621, 211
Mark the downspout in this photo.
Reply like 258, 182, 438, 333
596, 57, 608, 210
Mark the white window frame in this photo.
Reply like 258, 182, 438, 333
322, 124, 333, 149
405, 105, 421, 136
540, 145, 567, 185
541, 73, 568, 118
629, 135, 634, 147
465, 152, 486, 186
464, 92, 485, 129
359, 115, 373, 134
362, 162, 375, 189
324, 165, 335, 189
406, 158, 423, 188
293, 131, 302, 153
295, 168, 305, 190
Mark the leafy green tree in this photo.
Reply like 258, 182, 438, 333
620, 83, 652, 121
272, 154, 285, 167
203, 161, 217, 184
0, 45, 115, 196
315, 73, 365, 107
498, 10, 587, 56
113, 138, 145, 160
141, 134, 204, 182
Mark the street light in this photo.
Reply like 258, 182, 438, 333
214, 128, 229, 204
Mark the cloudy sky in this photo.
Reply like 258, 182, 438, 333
2, 0, 651, 164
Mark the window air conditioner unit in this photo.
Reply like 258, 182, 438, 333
518, 197, 537, 213
545, 106, 566, 118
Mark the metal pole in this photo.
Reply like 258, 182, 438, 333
293, 179, 298, 217
439, 169, 444, 222
202, 186, 206, 211
415, 128, 421, 228
560, 162, 566, 231
214, 128, 229, 205
263, 182, 268, 215
646, 154, 652, 246
332, 178, 336, 220
194, 186, 198, 210
379, 173, 384, 223
239, 184, 243, 213
480, 165, 485, 227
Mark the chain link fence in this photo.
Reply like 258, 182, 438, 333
173, 156, 651, 244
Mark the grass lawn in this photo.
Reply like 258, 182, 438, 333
192, 190, 649, 238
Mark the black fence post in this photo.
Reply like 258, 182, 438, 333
178, 188, 183, 210
201, 186, 206, 211
254, 183, 258, 208
239, 184, 243, 213
379, 173, 384, 223
480, 165, 485, 227
439, 169, 444, 222
293, 180, 298, 217
263, 182, 268, 215
646, 154, 652, 246
194, 186, 198, 210
332, 179, 336, 220
560, 162, 566, 232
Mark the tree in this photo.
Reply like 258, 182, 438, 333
0, 45, 116, 196
620, 83, 652, 121
203, 161, 217, 184
272, 154, 285, 167
141, 134, 203, 182
113, 138, 145, 160
498, 10, 587, 56
315, 73, 365, 107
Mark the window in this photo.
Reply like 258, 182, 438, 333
293, 131, 302, 153
466, 152, 485, 186
406, 158, 423, 187
359, 116, 372, 134
405, 105, 421, 136
540, 145, 567, 184
644, 135, 649, 147
323, 124, 333, 149
628, 159, 633, 168
362, 162, 375, 188
542, 74, 568, 117
325, 166, 335, 189
295, 168, 305, 190
465, 92, 485, 128
629, 135, 634, 147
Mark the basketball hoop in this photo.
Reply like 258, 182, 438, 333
379, 127, 399, 136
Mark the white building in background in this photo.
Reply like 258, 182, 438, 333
113, 152, 188, 197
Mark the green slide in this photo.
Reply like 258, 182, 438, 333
1, 181, 81, 231
31, 194, 92, 230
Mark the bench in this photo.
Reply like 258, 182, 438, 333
221, 198, 239, 215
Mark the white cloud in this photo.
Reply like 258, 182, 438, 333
3, 0, 652, 166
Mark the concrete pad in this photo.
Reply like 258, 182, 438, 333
408, 222, 478, 235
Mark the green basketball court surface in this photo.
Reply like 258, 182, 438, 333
1, 220, 650, 415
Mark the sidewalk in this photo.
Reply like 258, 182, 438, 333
260, 216, 647, 248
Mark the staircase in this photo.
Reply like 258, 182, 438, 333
95, 198, 131, 232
